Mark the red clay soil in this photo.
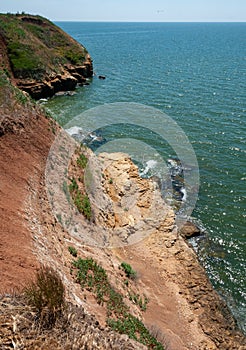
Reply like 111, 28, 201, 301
0, 107, 55, 292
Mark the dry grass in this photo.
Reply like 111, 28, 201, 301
23, 266, 65, 329
148, 325, 170, 350
0, 293, 146, 349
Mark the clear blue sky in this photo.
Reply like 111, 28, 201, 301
1, 0, 245, 22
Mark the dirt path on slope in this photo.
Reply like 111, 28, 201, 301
114, 230, 214, 349
115, 226, 246, 350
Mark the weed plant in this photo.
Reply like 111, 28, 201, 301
72, 257, 164, 349
68, 246, 78, 257
69, 177, 92, 220
77, 153, 88, 169
120, 262, 137, 280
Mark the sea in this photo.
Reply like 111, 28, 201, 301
45, 22, 246, 332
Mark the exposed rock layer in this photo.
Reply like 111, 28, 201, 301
66, 148, 246, 349
16, 60, 93, 99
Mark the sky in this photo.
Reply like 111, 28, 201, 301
0, 0, 245, 22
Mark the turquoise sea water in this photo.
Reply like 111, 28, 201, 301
46, 22, 246, 332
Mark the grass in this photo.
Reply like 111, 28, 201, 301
71, 257, 165, 349
68, 246, 78, 257
0, 70, 9, 87
24, 266, 65, 328
77, 153, 88, 169
13, 84, 28, 104
69, 178, 92, 220
74, 192, 92, 220
129, 292, 149, 311
72, 258, 109, 305
107, 315, 164, 349
7, 42, 45, 79
0, 69, 28, 106
62, 180, 71, 203
69, 177, 78, 192
1, 293, 162, 349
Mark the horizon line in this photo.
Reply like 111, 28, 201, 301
53, 20, 246, 23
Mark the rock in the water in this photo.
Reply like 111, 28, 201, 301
179, 221, 201, 239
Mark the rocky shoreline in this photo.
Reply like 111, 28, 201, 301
85, 152, 246, 349
16, 57, 93, 100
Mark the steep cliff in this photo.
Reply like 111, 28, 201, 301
0, 13, 93, 99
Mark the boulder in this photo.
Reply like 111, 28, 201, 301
179, 221, 201, 239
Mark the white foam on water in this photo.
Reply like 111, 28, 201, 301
180, 187, 187, 201
66, 126, 83, 136
140, 159, 157, 176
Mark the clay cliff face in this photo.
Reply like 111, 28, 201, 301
0, 14, 93, 99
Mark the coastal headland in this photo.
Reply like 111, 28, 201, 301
0, 13, 93, 99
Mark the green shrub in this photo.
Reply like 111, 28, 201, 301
8, 42, 44, 78
68, 246, 77, 257
74, 192, 91, 220
71, 257, 163, 349
120, 262, 137, 280
73, 257, 109, 304
0, 70, 9, 87
3, 68, 11, 78
129, 292, 149, 311
68, 177, 91, 220
64, 49, 85, 65
69, 177, 78, 192
77, 153, 88, 168
107, 315, 164, 349
24, 266, 65, 328
13, 86, 28, 105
